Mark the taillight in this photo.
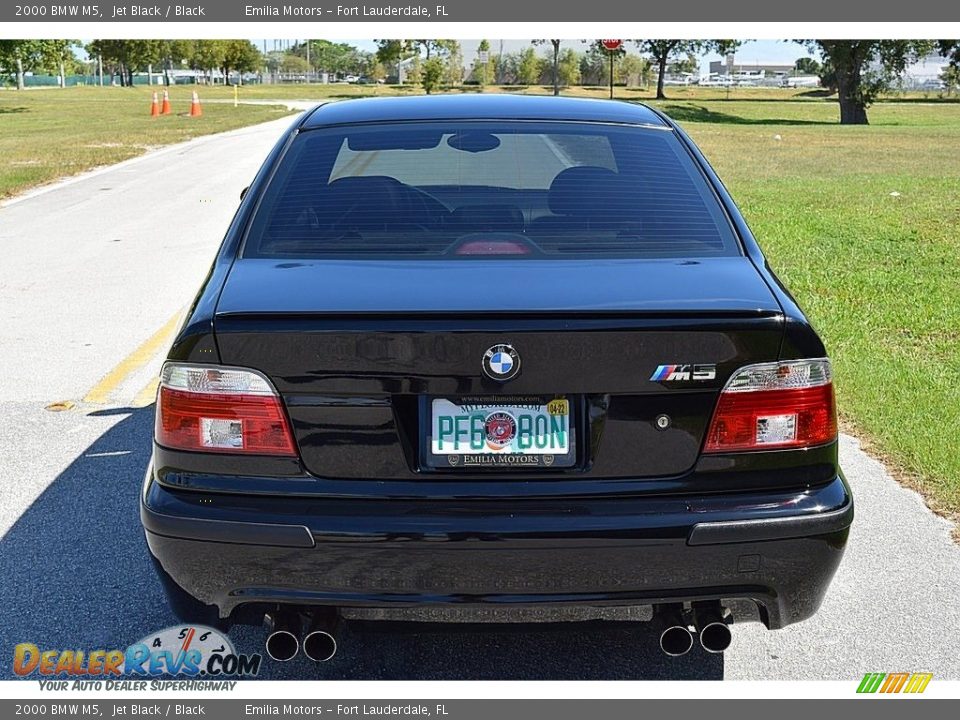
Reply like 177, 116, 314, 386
704, 358, 836, 453
155, 363, 297, 456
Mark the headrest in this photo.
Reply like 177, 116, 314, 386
547, 166, 624, 216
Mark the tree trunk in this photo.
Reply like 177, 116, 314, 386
836, 71, 869, 124
656, 55, 667, 100
16, 57, 24, 90
59, 61, 65, 88
552, 41, 560, 96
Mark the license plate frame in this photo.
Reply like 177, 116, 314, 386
421, 395, 577, 471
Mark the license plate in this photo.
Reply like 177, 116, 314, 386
426, 396, 575, 469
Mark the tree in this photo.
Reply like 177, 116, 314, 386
444, 43, 464, 86
87, 40, 164, 86
375, 39, 415, 83
493, 53, 519, 85
794, 56, 821, 75
517, 47, 542, 86
190, 40, 226, 83
940, 41, 960, 96
422, 56, 444, 94
410, 39, 459, 61
473, 39, 493, 87
579, 43, 611, 85
805, 41, 935, 124
264, 50, 286, 75
940, 65, 960, 96
556, 48, 581, 87
939, 40, 960, 67
368, 60, 387, 84
711, 39, 746, 58
620, 54, 650, 87
33, 40, 77, 87
407, 55, 422, 85
1, 40, 79, 89
220, 40, 261, 84
302, 40, 365, 79
668, 53, 699, 76
533, 40, 562, 95
635, 40, 703, 99
582, 41, 626, 89
280, 54, 310, 75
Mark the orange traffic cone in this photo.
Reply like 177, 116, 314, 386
189, 91, 202, 117
150, 92, 159, 117
160, 89, 171, 115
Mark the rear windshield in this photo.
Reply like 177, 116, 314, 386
243, 120, 739, 259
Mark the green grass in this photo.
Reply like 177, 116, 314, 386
0, 86, 295, 198
650, 97, 960, 517
3, 83, 958, 518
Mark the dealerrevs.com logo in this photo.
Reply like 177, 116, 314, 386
13, 625, 261, 680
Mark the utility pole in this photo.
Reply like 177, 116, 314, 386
497, 40, 504, 84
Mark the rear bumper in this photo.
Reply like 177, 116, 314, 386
141, 469, 853, 630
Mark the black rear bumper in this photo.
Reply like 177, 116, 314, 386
141, 469, 852, 630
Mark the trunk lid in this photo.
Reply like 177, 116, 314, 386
214, 258, 784, 480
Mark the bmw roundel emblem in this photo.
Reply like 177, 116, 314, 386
482, 344, 521, 382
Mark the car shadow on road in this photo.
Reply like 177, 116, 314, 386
0, 407, 722, 680
232, 620, 723, 680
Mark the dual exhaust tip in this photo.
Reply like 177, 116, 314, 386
265, 609, 339, 663
266, 604, 730, 660
658, 604, 732, 656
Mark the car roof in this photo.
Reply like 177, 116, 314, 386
299, 94, 670, 129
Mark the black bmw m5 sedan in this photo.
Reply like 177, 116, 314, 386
141, 95, 852, 662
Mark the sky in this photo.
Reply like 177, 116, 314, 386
251, 39, 818, 74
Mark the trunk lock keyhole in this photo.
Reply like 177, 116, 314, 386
655, 414, 671, 430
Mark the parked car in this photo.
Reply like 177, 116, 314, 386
142, 95, 852, 663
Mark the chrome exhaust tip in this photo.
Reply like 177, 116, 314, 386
699, 621, 732, 654
659, 623, 695, 657
694, 604, 733, 654
302, 609, 341, 663
654, 605, 694, 657
303, 630, 338, 663
264, 611, 300, 662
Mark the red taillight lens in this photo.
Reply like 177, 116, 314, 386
704, 359, 837, 453
155, 364, 296, 456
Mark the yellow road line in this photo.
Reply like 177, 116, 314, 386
132, 377, 161, 408
83, 311, 181, 405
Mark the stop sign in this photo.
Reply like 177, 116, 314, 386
601, 39, 623, 51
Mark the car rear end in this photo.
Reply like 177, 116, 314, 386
141, 97, 852, 659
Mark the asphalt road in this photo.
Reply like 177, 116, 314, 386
1, 115, 958, 681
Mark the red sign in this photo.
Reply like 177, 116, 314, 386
601, 39, 623, 51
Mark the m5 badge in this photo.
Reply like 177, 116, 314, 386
650, 364, 717, 382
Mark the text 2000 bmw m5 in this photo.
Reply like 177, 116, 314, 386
142, 95, 852, 662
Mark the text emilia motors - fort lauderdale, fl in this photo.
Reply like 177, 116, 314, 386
244, 4, 450, 16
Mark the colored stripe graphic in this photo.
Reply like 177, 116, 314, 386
857, 673, 886, 693
857, 672, 932, 694
881, 673, 909, 693
650, 365, 674, 381
904, 674, 933, 694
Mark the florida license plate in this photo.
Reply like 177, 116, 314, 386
426, 396, 575, 469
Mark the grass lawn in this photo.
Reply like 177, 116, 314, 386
2, 82, 958, 521
0, 86, 296, 198
650, 97, 960, 519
